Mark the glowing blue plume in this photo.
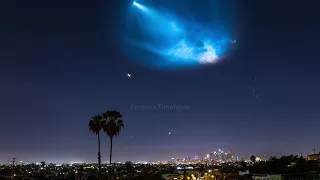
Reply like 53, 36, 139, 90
127, 2, 233, 69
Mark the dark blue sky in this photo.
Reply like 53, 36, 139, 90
0, 0, 320, 163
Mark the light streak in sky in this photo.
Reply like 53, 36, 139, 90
126, 1, 234, 69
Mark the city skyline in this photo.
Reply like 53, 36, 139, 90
0, 148, 317, 165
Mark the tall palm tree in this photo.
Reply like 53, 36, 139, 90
102, 110, 124, 176
88, 114, 103, 177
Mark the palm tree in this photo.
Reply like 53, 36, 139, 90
102, 110, 124, 178
88, 114, 103, 177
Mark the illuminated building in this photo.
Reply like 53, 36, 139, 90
307, 153, 320, 161
209, 152, 214, 160
207, 149, 237, 163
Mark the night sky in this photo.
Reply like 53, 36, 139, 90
1, 0, 320, 163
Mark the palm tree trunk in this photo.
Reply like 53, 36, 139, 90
109, 136, 113, 180
98, 133, 102, 178
109, 137, 113, 164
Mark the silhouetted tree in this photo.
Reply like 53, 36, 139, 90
250, 155, 256, 163
89, 114, 103, 177
40, 161, 45, 168
125, 161, 134, 173
68, 167, 76, 180
250, 155, 319, 174
102, 110, 124, 179
240, 161, 248, 168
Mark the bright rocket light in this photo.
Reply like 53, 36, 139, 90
132, 1, 149, 12
127, 1, 233, 69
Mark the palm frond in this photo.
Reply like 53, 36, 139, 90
89, 114, 103, 135
102, 110, 124, 138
